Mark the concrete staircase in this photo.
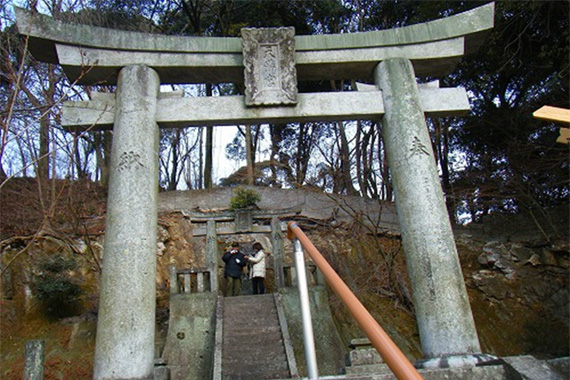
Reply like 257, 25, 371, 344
160, 291, 569, 380
220, 294, 291, 380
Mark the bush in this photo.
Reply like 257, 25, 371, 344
229, 187, 261, 211
40, 255, 77, 273
34, 256, 83, 319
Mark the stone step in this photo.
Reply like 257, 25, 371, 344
259, 376, 374, 380
222, 344, 287, 362
223, 312, 278, 325
546, 357, 570, 378
222, 353, 289, 368
252, 364, 509, 380
223, 344, 286, 359
223, 296, 278, 326
224, 301, 277, 313
345, 363, 391, 375
224, 332, 283, 347
223, 348, 288, 361
221, 294, 290, 380
224, 302, 277, 312
217, 359, 567, 380
224, 294, 274, 305
224, 325, 281, 336
222, 356, 289, 379
501, 355, 566, 380
224, 304, 276, 314
222, 367, 290, 380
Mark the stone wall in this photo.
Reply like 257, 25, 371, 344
159, 186, 400, 233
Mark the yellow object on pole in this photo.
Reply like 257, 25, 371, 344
287, 221, 424, 380
556, 128, 570, 145
533, 105, 570, 124
533, 106, 570, 144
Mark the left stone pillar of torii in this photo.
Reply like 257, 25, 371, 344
94, 65, 160, 380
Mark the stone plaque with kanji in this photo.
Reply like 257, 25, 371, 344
242, 27, 297, 106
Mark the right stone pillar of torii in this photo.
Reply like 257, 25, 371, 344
375, 58, 490, 367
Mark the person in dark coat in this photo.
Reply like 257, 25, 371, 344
222, 242, 247, 296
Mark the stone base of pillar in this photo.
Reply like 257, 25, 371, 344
154, 366, 170, 380
416, 353, 499, 369
154, 358, 169, 380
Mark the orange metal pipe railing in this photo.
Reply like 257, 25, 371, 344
287, 221, 424, 380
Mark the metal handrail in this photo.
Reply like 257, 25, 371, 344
293, 238, 319, 379
287, 221, 424, 380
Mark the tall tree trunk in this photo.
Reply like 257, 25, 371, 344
338, 121, 357, 195
167, 129, 181, 191
15, 134, 29, 177
331, 80, 357, 195
360, 125, 377, 198
378, 129, 392, 201
204, 84, 213, 188
38, 116, 50, 180
369, 129, 379, 198
294, 123, 318, 187
433, 117, 455, 221
198, 127, 203, 188
71, 131, 78, 179
19, 64, 57, 225
102, 131, 112, 187
295, 123, 306, 186
269, 123, 285, 186
355, 120, 365, 196
20, 81, 51, 181
95, 130, 112, 187
245, 125, 254, 185
72, 131, 90, 179
204, 127, 213, 188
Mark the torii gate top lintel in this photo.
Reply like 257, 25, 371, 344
15, 3, 494, 85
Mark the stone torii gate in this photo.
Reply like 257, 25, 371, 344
16, 4, 495, 380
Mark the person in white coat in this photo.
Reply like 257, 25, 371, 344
246, 242, 268, 294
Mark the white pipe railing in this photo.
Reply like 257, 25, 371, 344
288, 221, 424, 380
293, 238, 319, 379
